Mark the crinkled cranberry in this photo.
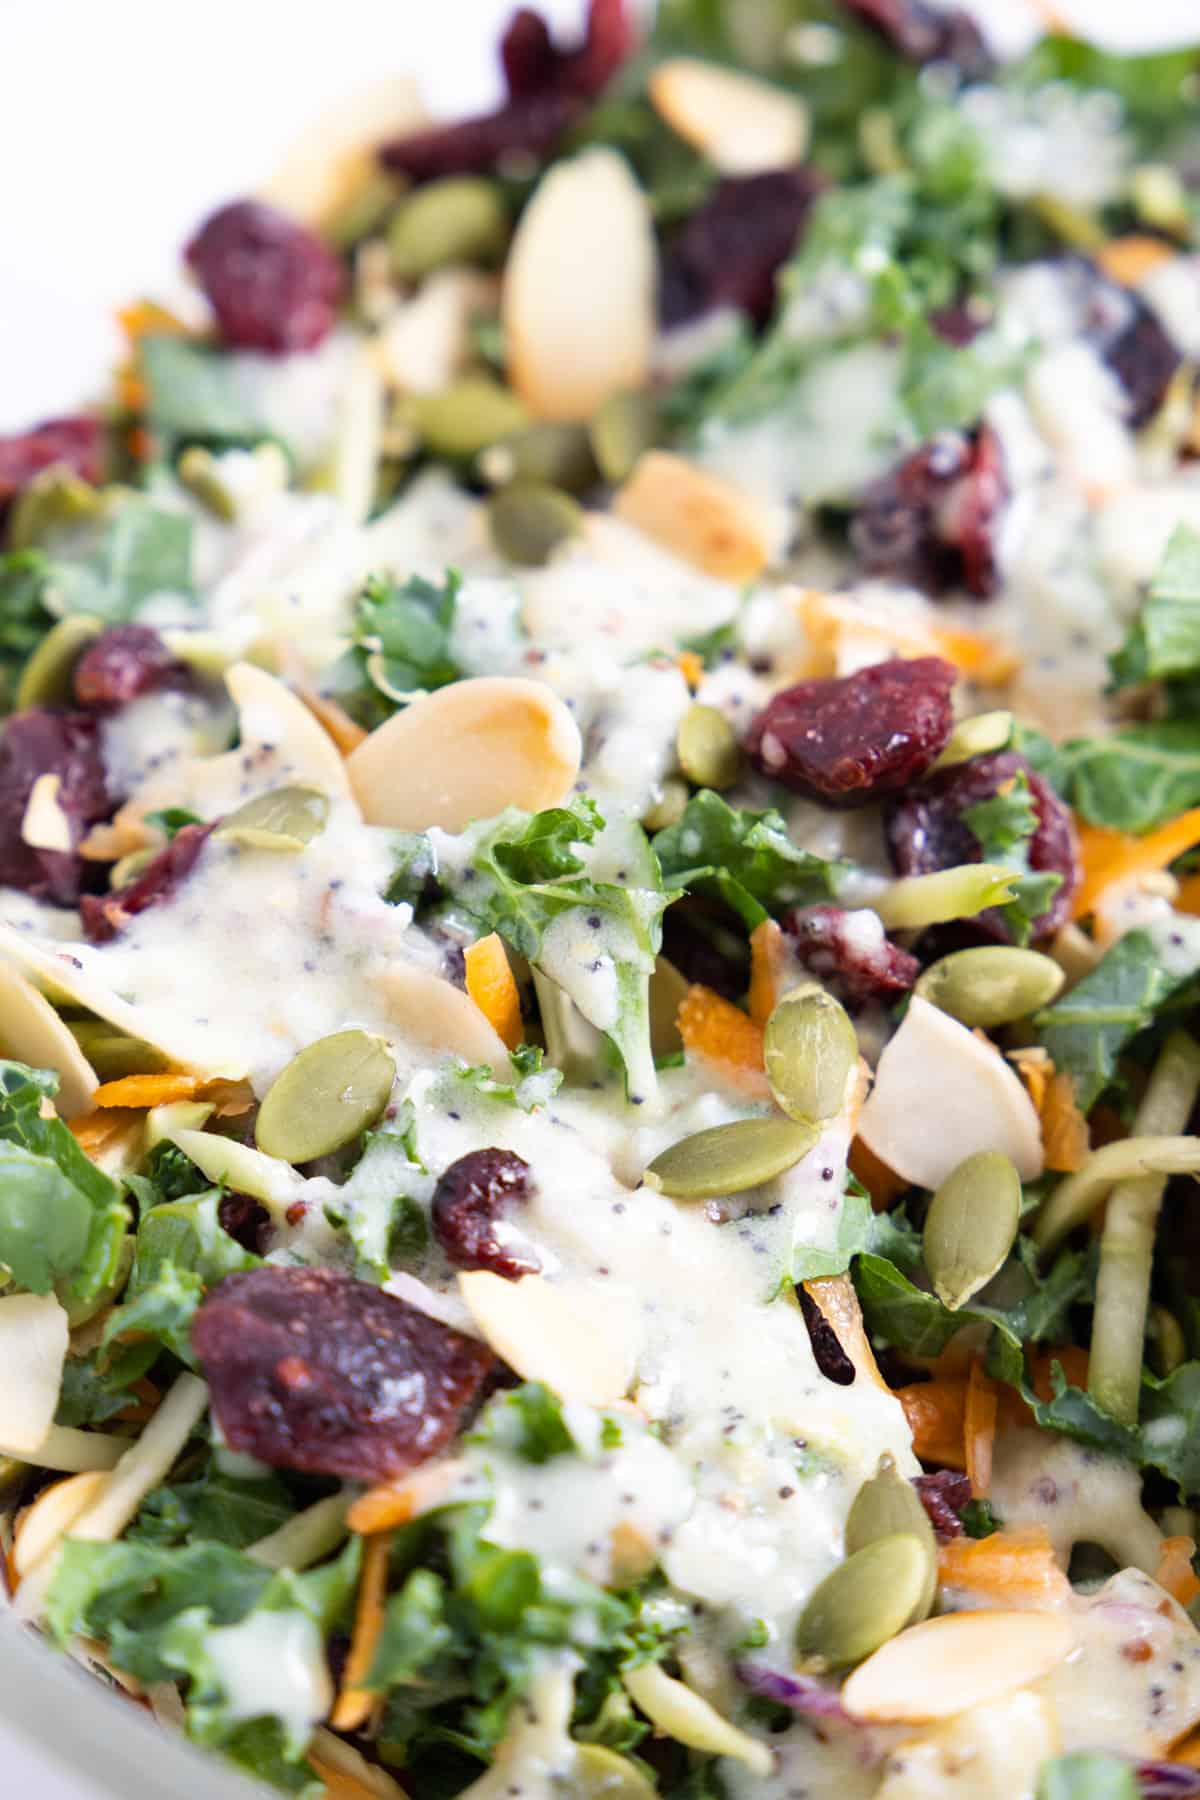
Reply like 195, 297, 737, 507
850, 423, 1008, 600
746, 656, 956, 807
781, 904, 919, 1009
913, 1470, 972, 1540
72, 625, 186, 712
217, 1193, 271, 1256
797, 1287, 855, 1386
432, 1148, 539, 1281
380, 0, 632, 181
1053, 256, 1181, 428
0, 417, 106, 518
884, 749, 1079, 938
192, 1265, 495, 1483
659, 168, 826, 329
185, 200, 345, 354
841, 0, 992, 76
0, 711, 111, 905
79, 821, 214, 944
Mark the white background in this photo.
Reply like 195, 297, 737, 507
0, 0, 1198, 1793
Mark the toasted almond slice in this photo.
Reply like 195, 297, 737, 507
378, 268, 496, 396
259, 77, 425, 228
841, 1609, 1074, 1724
458, 1271, 638, 1405
614, 452, 773, 583
504, 149, 656, 422
649, 57, 809, 174
378, 963, 510, 1071
0, 1293, 69, 1455
857, 995, 1044, 1188
21, 773, 73, 852
347, 675, 581, 831
0, 963, 97, 1117
13, 1470, 110, 1577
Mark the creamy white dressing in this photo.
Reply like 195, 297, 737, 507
199, 1608, 332, 1747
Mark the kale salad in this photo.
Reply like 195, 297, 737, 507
4, 3, 1200, 1797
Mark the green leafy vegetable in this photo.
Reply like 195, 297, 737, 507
443, 1045, 564, 1113
17, 493, 193, 623
1065, 722, 1200, 834
1037, 1752, 1140, 1800
139, 336, 268, 446
104, 1188, 260, 1360
321, 1116, 429, 1281
1111, 525, 1200, 689
145, 807, 204, 841
0, 550, 54, 709
469, 1383, 577, 1464
963, 767, 1062, 944
652, 789, 843, 929
129, 1459, 298, 1552
853, 1241, 1089, 1359
336, 571, 463, 729
55, 1349, 142, 1429
383, 831, 438, 907
1009, 35, 1200, 154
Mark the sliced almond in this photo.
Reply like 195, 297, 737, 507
0, 1293, 69, 1454
0, 963, 97, 1117
504, 149, 657, 422
857, 995, 1044, 1188
21, 773, 73, 853
458, 1271, 638, 1405
614, 451, 773, 583
259, 77, 425, 228
13, 1470, 109, 1577
346, 675, 581, 831
841, 1609, 1074, 1724
649, 58, 809, 175
378, 963, 510, 1071
377, 269, 496, 396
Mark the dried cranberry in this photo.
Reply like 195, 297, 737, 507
912, 1470, 972, 1540
850, 423, 1008, 600
0, 417, 107, 517
1138, 1761, 1200, 1798
72, 625, 185, 712
781, 904, 919, 1009
217, 1193, 271, 1256
380, 0, 631, 181
79, 821, 214, 944
745, 656, 956, 807
841, 0, 992, 76
1052, 256, 1181, 428
432, 1148, 539, 1281
659, 168, 825, 329
884, 750, 1080, 938
192, 1265, 495, 1482
185, 201, 345, 354
0, 711, 111, 905
797, 1287, 855, 1386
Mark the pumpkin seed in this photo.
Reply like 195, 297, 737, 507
764, 988, 858, 1124
8, 468, 102, 551
676, 704, 741, 790
488, 481, 582, 566
649, 956, 688, 1059
845, 1456, 937, 1622
413, 378, 528, 459
478, 422, 597, 494
930, 710, 1013, 772
590, 389, 660, 484
256, 1030, 395, 1164
573, 1745, 657, 1800
795, 1533, 931, 1672
178, 446, 239, 521
66, 1020, 170, 1080
15, 615, 102, 710
915, 945, 1065, 1029
641, 777, 688, 833
214, 784, 330, 852
389, 176, 508, 279
922, 1149, 1021, 1312
644, 1115, 818, 1200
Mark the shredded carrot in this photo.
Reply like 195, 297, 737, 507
848, 1137, 906, 1209
1027, 1345, 1090, 1405
297, 686, 369, 756
463, 933, 522, 1051
1176, 872, 1200, 916
747, 919, 786, 1027
1172, 1731, 1200, 1769
309, 1760, 403, 1800
1156, 1535, 1200, 1608
1010, 1047, 1090, 1173
1096, 234, 1176, 288
795, 590, 1020, 687
675, 650, 703, 690
895, 1380, 968, 1468
1073, 808, 1200, 920
346, 1459, 464, 1536
68, 1110, 141, 1157
802, 1275, 887, 1390
331, 1530, 393, 1732
964, 1358, 998, 1499
93, 1072, 200, 1109
117, 300, 190, 345
677, 983, 769, 1098
938, 1525, 1071, 1607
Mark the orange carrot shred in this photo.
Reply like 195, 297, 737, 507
1011, 1047, 1089, 1173
93, 1073, 200, 1109
1027, 1345, 1090, 1405
677, 984, 769, 1098
331, 1531, 393, 1732
464, 933, 522, 1051
964, 1358, 998, 1498
1095, 234, 1176, 287
1156, 1535, 1200, 1608
1176, 873, 1200, 917
848, 1137, 906, 1209
1073, 808, 1200, 920
308, 1758, 405, 1800
747, 919, 786, 1027
938, 1525, 1070, 1607
896, 1380, 968, 1469
68, 1110, 141, 1156
676, 650, 703, 690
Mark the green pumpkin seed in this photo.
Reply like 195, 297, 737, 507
15, 615, 102, 710
764, 988, 858, 1125
645, 1116, 819, 1200
590, 390, 660, 484
915, 945, 1065, 1029
478, 422, 597, 494
389, 176, 508, 279
845, 1455, 937, 1622
676, 704, 741, 791
572, 1745, 657, 1800
8, 468, 103, 551
922, 1149, 1021, 1312
178, 446, 240, 521
930, 710, 1013, 772
214, 784, 330, 852
256, 1030, 396, 1164
66, 1020, 170, 1080
488, 482, 582, 566
413, 379, 528, 459
795, 1533, 930, 1671
648, 955, 689, 1059
641, 776, 689, 833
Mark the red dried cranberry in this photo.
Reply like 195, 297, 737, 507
1138, 1760, 1200, 1798
0, 417, 107, 516
659, 168, 826, 329
72, 625, 186, 712
0, 711, 111, 905
432, 1148, 539, 1281
217, 1193, 271, 1256
745, 656, 956, 807
79, 821, 214, 944
192, 1265, 495, 1482
850, 423, 1008, 600
781, 904, 919, 1009
841, 0, 992, 75
1054, 255, 1181, 428
380, 0, 631, 181
185, 200, 345, 354
797, 1287, 855, 1386
884, 750, 1079, 939
912, 1470, 972, 1540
